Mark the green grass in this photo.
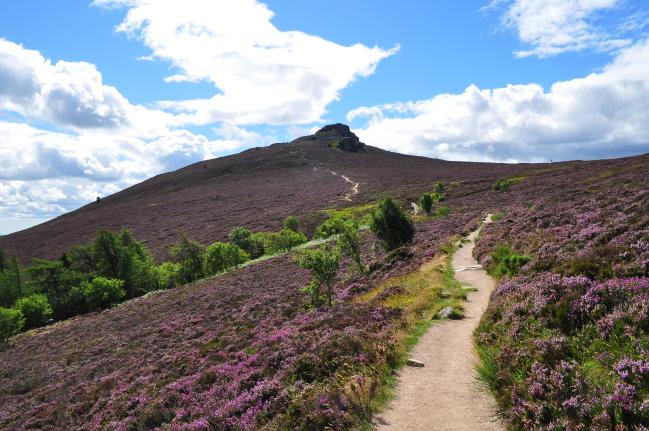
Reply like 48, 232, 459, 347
322, 202, 376, 220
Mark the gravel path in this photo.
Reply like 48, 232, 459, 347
374, 216, 504, 431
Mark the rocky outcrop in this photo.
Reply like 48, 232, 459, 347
291, 123, 365, 152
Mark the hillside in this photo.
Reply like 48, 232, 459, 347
1, 125, 648, 430
0, 124, 524, 263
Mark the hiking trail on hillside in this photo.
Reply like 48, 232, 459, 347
328, 170, 360, 201
374, 215, 504, 431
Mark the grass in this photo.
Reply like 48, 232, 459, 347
322, 202, 376, 220
353, 243, 469, 428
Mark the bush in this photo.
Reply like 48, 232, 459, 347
314, 216, 348, 239
154, 262, 181, 290
418, 193, 433, 214
228, 227, 265, 259
370, 197, 415, 251
436, 206, 450, 217
490, 244, 530, 278
283, 216, 300, 232
83, 276, 126, 311
13, 294, 53, 329
493, 177, 523, 192
336, 220, 364, 273
252, 229, 308, 255
296, 246, 340, 307
434, 181, 445, 193
204, 242, 249, 276
170, 235, 205, 284
0, 307, 24, 343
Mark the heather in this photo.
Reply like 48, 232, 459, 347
475, 160, 649, 430
0, 209, 481, 430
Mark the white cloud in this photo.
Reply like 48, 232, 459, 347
0, 39, 176, 136
93, 0, 397, 126
489, 0, 629, 58
348, 38, 649, 162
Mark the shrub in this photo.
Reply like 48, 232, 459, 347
228, 227, 265, 259
0, 307, 24, 343
314, 215, 348, 239
434, 181, 445, 193
283, 216, 300, 232
336, 220, 364, 273
13, 294, 53, 329
493, 177, 523, 192
436, 206, 450, 217
83, 276, 126, 311
370, 197, 415, 251
253, 229, 308, 255
490, 244, 530, 278
170, 235, 205, 283
296, 246, 340, 307
203, 242, 249, 276
418, 193, 433, 214
154, 262, 181, 290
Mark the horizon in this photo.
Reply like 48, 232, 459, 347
2, 0, 649, 234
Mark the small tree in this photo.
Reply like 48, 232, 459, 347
296, 246, 340, 308
283, 216, 300, 232
203, 242, 249, 276
370, 197, 415, 251
83, 276, 126, 311
434, 181, 445, 193
170, 235, 205, 283
314, 215, 348, 239
0, 307, 24, 344
13, 294, 53, 329
337, 220, 365, 273
0, 247, 6, 273
419, 193, 433, 214
229, 227, 265, 259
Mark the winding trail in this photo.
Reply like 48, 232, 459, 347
328, 170, 360, 201
375, 216, 504, 431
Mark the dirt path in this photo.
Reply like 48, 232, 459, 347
328, 170, 359, 201
374, 216, 504, 431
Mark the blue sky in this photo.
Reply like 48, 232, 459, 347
1, 0, 649, 234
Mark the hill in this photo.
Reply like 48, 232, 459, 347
0, 125, 648, 430
0, 124, 523, 263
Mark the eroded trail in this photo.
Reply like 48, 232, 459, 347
375, 216, 504, 431
329, 170, 359, 201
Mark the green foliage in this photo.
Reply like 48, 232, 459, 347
283, 216, 300, 232
0, 247, 6, 273
13, 294, 53, 329
27, 258, 88, 320
228, 227, 265, 259
0, 256, 24, 308
436, 206, 450, 217
203, 242, 249, 276
491, 212, 504, 222
490, 244, 530, 278
171, 235, 206, 284
336, 220, 365, 273
370, 197, 415, 251
493, 176, 524, 192
433, 181, 445, 193
418, 193, 433, 214
83, 276, 126, 311
0, 307, 24, 343
252, 229, 307, 255
314, 215, 348, 239
154, 262, 181, 290
296, 245, 340, 307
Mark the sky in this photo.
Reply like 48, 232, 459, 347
1, 0, 649, 234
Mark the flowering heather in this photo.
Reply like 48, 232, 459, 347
0, 204, 481, 430
475, 156, 649, 429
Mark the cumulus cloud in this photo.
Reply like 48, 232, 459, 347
487, 0, 630, 58
0, 38, 176, 136
348, 38, 649, 162
93, 0, 397, 126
